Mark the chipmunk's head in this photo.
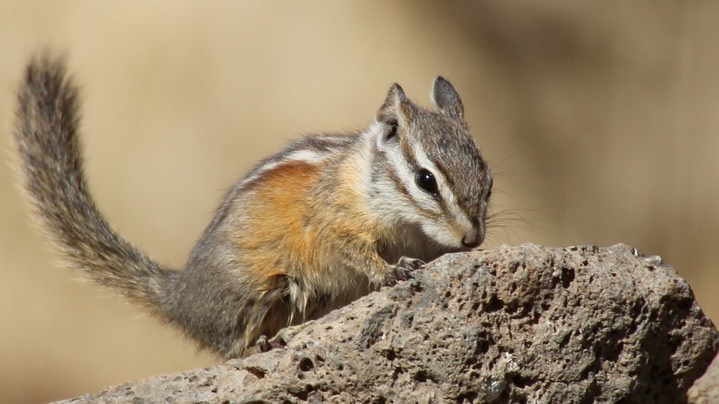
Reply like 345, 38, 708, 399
369, 77, 492, 255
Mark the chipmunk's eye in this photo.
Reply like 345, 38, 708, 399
415, 169, 439, 196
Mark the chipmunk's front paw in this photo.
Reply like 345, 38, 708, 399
385, 257, 425, 286
256, 335, 272, 352
254, 324, 309, 354
256, 330, 290, 353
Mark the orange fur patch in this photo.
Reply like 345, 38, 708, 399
233, 162, 322, 278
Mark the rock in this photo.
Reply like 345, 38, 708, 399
58, 244, 719, 403
688, 351, 719, 403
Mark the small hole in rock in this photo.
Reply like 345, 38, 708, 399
298, 357, 314, 372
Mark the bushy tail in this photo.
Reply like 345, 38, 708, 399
13, 53, 175, 313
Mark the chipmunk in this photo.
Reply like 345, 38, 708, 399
14, 54, 493, 359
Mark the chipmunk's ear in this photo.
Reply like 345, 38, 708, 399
432, 76, 464, 121
377, 83, 411, 124
376, 83, 412, 143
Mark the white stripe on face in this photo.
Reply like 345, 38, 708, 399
410, 141, 473, 234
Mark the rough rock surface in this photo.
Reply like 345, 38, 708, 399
688, 351, 719, 403
59, 244, 718, 403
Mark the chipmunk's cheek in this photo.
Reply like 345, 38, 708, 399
419, 221, 462, 251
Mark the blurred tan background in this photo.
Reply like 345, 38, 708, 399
1, 1, 718, 402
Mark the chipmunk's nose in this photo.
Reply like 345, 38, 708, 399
461, 225, 484, 248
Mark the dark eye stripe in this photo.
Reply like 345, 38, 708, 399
383, 160, 412, 201
375, 150, 438, 218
